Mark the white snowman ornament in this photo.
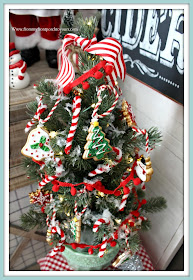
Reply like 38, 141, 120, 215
135, 156, 154, 182
9, 42, 30, 89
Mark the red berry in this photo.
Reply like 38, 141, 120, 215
39, 143, 43, 147
82, 81, 90, 90
94, 71, 103, 79
71, 187, 77, 196
88, 248, 94, 255
71, 243, 77, 250
60, 246, 65, 252
110, 241, 117, 247
41, 206, 45, 213
52, 184, 60, 192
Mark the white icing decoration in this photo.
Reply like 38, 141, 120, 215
21, 127, 54, 161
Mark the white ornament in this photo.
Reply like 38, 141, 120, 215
9, 52, 30, 89
21, 127, 54, 161
135, 157, 146, 182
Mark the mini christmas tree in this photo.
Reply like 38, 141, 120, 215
21, 12, 166, 270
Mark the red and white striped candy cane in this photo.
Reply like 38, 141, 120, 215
38, 158, 63, 188
93, 218, 110, 232
119, 192, 130, 211
74, 201, 88, 219
132, 127, 150, 154
39, 96, 61, 125
92, 85, 119, 119
39, 175, 57, 189
65, 96, 82, 155
98, 235, 108, 258
25, 96, 47, 133
88, 147, 122, 177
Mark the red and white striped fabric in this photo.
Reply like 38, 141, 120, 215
56, 33, 126, 90
86, 37, 126, 86
64, 96, 82, 155
38, 244, 154, 271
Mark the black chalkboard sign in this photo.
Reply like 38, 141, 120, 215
101, 9, 184, 104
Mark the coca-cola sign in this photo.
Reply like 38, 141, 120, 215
101, 9, 184, 104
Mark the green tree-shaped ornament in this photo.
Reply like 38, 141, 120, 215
83, 121, 112, 161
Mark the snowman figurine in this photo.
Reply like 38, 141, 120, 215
135, 155, 154, 182
9, 42, 30, 89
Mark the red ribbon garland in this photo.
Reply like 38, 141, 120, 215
52, 159, 141, 196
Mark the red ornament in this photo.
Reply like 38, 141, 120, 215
41, 206, 45, 213
88, 248, 94, 255
110, 241, 117, 247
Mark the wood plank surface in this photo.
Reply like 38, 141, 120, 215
9, 53, 58, 190
119, 74, 184, 270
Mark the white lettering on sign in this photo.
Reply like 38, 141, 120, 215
102, 9, 184, 74
122, 10, 144, 50
160, 10, 184, 74
139, 9, 161, 61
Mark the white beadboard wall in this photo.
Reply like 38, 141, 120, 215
119, 74, 184, 270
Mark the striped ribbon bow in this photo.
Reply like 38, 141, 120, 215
56, 33, 126, 90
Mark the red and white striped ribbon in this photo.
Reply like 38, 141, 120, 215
64, 96, 82, 154
56, 34, 97, 89
98, 235, 108, 258
74, 201, 88, 219
56, 33, 125, 90
88, 146, 122, 177
93, 218, 110, 233
92, 84, 119, 119
132, 127, 150, 154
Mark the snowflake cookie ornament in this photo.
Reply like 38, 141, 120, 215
9, 42, 30, 89
21, 126, 54, 161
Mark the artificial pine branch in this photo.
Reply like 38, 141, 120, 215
21, 209, 47, 231
141, 197, 167, 213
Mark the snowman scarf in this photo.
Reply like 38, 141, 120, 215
9, 59, 27, 80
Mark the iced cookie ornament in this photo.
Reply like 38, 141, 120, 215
9, 42, 30, 89
21, 126, 54, 161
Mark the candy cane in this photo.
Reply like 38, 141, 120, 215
132, 127, 150, 154
38, 158, 63, 189
65, 96, 82, 154
93, 218, 110, 232
98, 235, 108, 258
88, 147, 122, 177
25, 97, 47, 133
74, 201, 88, 218
92, 85, 119, 119
119, 193, 130, 211
39, 175, 57, 189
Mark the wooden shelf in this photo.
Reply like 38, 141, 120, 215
9, 57, 58, 191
